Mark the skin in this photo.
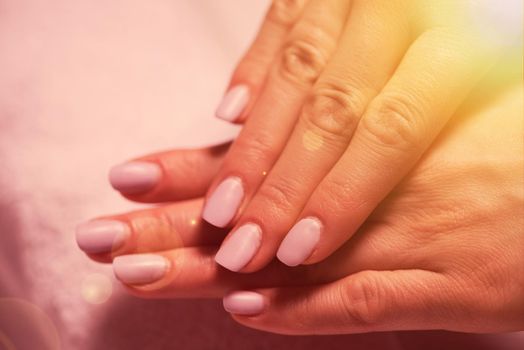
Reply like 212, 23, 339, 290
83, 77, 524, 334
114, 0, 517, 273
201, 0, 510, 272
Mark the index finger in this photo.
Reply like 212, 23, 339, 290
202, 0, 351, 228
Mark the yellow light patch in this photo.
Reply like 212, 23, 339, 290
81, 273, 112, 305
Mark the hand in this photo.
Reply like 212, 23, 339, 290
77, 82, 524, 333
127, 0, 515, 273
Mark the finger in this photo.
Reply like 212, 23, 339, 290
277, 27, 495, 266
225, 269, 457, 334
202, 0, 351, 229
76, 199, 226, 262
216, 0, 308, 123
108, 143, 229, 201
110, 221, 426, 299
79, 183, 413, 270
214, 0, 412, 272
113, 247, 313, 298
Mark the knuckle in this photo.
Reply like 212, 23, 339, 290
362, 94, 423, 149
256, 180, 299, 212
233, 131, 277, 165
316, 174, 358, 213
340, 275, 385, 326
301, 84, 365, 140
268, 0, 305, 27
280, 39, 328, 85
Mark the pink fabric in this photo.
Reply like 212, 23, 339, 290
0, 0, 522, 348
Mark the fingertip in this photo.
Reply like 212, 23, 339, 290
75, 219, 130, 255
223, 290, 266, 316
215, 85, 250, 123
113, 254, 171, 286
276, 217, 322, 267
214, 223, 262, 272
201, 176, 244, 228
109, 161, 162, 195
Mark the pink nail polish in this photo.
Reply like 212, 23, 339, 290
223, 291, 265, 316
215, 223, 261, 272
277, 217, 322, 266
76, 220, 130, 254
215, 85, 250, 122
109, 161, 161, 194
113, 254, 169, 285
202, 177, 244, 227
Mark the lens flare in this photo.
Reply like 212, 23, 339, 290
0, 298, 60, 350
81, 273, 113, 305
0, 330, 16, 350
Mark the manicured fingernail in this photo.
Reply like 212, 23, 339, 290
215, 223, 261, 272
215, 85, 250, 122
76, 220, 130, 254
113, 254, 170, 285
277, 217, 322, 266
109, 161, 161, 195
223, 291, 265, 316
202, 176, 244, 227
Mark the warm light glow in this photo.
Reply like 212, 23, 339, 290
0, 298, 60, 349
81, 273, 113, 304
262, 171, 267, 176
190, 218, 197, 226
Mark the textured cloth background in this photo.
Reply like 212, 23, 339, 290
0, 0, 522, 348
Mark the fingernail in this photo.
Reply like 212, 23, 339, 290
277, 217, 322, 266
202, 176, 244, 227
215, 223, 261, 272
215, 85, 250, 122
113, 254, 170, 285
223, 291, 265, 316
76, 220, 130, 254
109, 161, 161, 195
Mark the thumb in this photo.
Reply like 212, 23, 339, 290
223, 269, 461, 335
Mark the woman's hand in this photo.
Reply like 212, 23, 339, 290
227, 84, 524, 334
203, 0, 514, 273
108, 0, 518, 273
77, 82, 524, 333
